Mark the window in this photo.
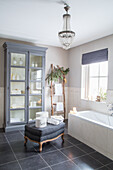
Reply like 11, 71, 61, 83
81, 61, 108, 102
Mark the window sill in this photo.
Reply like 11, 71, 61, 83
81, 98, 106, 104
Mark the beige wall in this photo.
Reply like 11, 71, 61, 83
0, 38, 69, 128
68, 34, 113, 113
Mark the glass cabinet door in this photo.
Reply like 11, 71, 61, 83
9, 52, 27, 124
28, 53, 43, 121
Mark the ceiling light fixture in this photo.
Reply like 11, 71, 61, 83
58, 4, 75, 50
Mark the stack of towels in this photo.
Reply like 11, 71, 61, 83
48, 115, 64, 125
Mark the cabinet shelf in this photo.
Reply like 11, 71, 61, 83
11, 65, 25, 68
10, 94, 25, 96
10, 108, 25, 111
29, 106, 42, 109
10, 80, 25, 82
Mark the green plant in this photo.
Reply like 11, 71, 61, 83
46, 66, 69, 84
99, 88, 107, 101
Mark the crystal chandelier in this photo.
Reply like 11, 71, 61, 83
58, 4, 75, 50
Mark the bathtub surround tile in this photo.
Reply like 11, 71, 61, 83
107, 128, 113, 155
89, 152, 112, 165
60, 146, 86, 159
73, 155, 103, 170
93, 124, 108, 152
51, 160, 81, 170
41, 150, 68, 166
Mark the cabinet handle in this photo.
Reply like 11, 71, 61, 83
27, 86, 30, 90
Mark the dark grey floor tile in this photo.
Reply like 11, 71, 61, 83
5, 131, 24, 143
106, 162, 113, 169
19, 155, 48, 170
51, 160, 80, 170
0, 150, 16, 165
0, 161, 21, 170
0, 134, 7, 144
73, 155, 103, 170
10, 140, 37, 160
34, 142, 57, 153
90, 152, 112, 165
77, 143, 95, 154
51, 138, 71, 149
61, 146, 85, 159
64, 134, 81, 145
41, 150, 68, 166
42, 168, 51, 170
0, 143, 16, 165
97, 166, 111, 170
0, 143, 11, 152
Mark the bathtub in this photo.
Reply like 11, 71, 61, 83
68, 110, 113, 160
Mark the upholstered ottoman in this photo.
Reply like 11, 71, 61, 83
24, 122, 65, 152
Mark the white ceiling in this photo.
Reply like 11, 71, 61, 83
0, 0, 113, 48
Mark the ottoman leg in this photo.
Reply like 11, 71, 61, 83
24, 136, 28, 146
39, 142, 42, 152
62, 134, 64, 143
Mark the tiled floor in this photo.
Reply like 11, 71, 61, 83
0, 121, 113, 170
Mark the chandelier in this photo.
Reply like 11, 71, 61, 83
58, 4, 75, 50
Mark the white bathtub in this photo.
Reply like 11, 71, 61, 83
68, 110, 113, 160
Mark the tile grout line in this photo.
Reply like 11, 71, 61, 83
39, 154, 52, 170
51, 143, 82, 170
0, 160, 17, 167
4, 134, 22, 170
65, 134, 113, 167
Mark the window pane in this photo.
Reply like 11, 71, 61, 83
89, 63, 99, 77
100, 61, 108, 76
89, 78, 98, 100
99, 78, 107, 101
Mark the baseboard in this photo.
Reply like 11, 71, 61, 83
0, 128, 4, 132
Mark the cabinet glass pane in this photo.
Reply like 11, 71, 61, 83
29, 96, 42, 107
11, 53, 25, 66
30, 55, 42, 67
30, 69, 42, 81
11, 68, 25, 80
10, 110, 25, 123
29, 108, 42, 121
10, 82, 25, 94
10, 96, 25, 109
30, 82, 42, 94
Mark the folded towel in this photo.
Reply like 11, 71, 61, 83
56, 102, 64, 112
47, 118, 60, 125
55, 84, 62, 96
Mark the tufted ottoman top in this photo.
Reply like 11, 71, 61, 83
25, 122, 65, 137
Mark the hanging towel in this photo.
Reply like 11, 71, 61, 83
56, 102, 64, 112
55, 84, 62, 96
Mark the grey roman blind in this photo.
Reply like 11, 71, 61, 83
82, 48, 108, 65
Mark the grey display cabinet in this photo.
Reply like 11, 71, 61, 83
3, 42, 47, 132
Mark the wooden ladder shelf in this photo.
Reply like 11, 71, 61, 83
50, 64, 66, 119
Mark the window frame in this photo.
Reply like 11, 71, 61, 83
81, 61, 108, 102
